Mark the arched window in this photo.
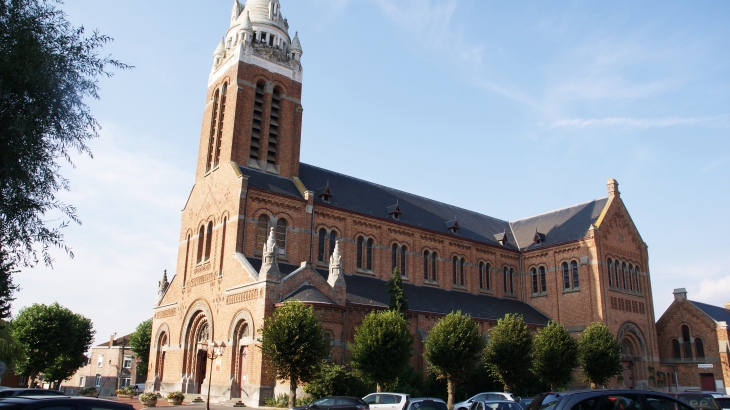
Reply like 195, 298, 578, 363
275, 218, 287, 252
479, 262, 485, 289
204, 221, 213, 261
607, 259, 613, 287
424, 251, 430, 280
571, 261, 579, 288
672, 339, 681, 359
267, 88, 281, 166
452, 257, 458, 285
366, 238, 374, 270
614, 261, 620, 288
628, 264, 634, 291
695, 338, 705, 359
329, 231, 337, 258
539, 266, 547, 293
206, 89, 220, 172
197, 225, 205, 263
219, 217, 227, 274
431, 252, 438, 281
531, 268, 538, 294
484, 263, 491, 290
317, 228, 327, 262
562, 262, 570, 289
682, 325, 693, 359
183, 234, 190, 284
392, 244, 398, 273
356, 236, 364, 269
401, 245, 408, 277
635, 265, 641, 293
503, 267, 509, 293
249, 82, 265, 164
509, 268, 514, 294
255, 215, 269, 252
622, 262, 628, 289
213, 83, 227, 168
459, 258, 465, 286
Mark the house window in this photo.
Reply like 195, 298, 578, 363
607, 259, 613, 287
682, 325, 693, 359
255, 214, 269, 251
79, 377, 84, 387
95, 375, 101, 387
317, 229, 327, 262
123, 355, 133, 369
539, 266, 547, 293
672, 339, 681, 359
97, 354, 104, 368
267, 88, 281, 166
121, 378, 131, 388
695, 338, 705, 359
249, 81, 265, 163
275, 218, 287, 252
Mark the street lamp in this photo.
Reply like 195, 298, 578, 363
199, 341, 226, 410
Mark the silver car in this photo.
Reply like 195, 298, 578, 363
363, 393, 410, 410
454, 393, 515, 410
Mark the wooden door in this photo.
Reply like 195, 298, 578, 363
700, 373, 716, 391
195, 350, 207, 394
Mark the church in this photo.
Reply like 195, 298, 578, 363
148, 0, 660, 405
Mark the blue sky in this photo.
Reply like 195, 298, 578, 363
16, 0, 730, 346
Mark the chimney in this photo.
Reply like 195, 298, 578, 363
109, 332, 117, 349
673, 288, 687, 302
607, 178, 620, 198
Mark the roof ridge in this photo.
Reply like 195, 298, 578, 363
509, 197, 608, 224
300, 162, 510, 225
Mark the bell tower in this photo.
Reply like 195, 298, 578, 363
196, 0, 304, 180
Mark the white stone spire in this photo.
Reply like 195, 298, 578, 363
156, 270, 169, 305
290, 31, 302, 61
231, 0, 243, 25
328, 240, 345, 288
242, 11, 253, 32
259, 227, 281, 280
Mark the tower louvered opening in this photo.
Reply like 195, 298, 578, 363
267, 88, 281, 166
206, 90, 220, 172
249, 82, 265, 164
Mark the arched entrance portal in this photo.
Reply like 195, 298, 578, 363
617, 322, 649, 389
229, 310, 255, 399
182, 311, 211, 394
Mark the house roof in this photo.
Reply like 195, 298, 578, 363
241, 163, 607, 251
690, 300, 730, 323
96, 333, 133, 347
247, 257, 550, 325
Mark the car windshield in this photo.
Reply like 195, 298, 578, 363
410, 401, 448, 410
315, 398, 336, 406
676, 395, 719, 410
484, 403, 521, 410
529, 395, 562, 410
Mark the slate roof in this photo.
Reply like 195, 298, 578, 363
247, 257, 550, 325
241, 163, 608, 251
509, 198, 608, 251
690, 300, 730, 323
96, 333, 132, 347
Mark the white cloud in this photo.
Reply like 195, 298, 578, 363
697, 276, 730, 307
550, 114, 729, 130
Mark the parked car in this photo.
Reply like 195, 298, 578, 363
404, 398, 447, 410
684, 391, 727, 399
714, 396, 730, 410
470, 400, 523, 410
664, 392, 721, 410
454, 393, 515, 410
363, 393, 410, 410
519, 398, 535, 409
0, 389, 64, 398
291, 396, 369, 410
525, 390, 703, 410
0, 396, 134, 410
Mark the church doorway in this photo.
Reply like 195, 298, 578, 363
230, 319, 251, 399
700, 374, 716, 391
195, 349, 208, 394
621, 361, 634, 389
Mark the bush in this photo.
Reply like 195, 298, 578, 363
78, 387, 96, 396
264, 394, 313, 408
304, 362, 370, 399
115, 387, 134, 395
139, 392, 157, 403
167, 391, 185, 401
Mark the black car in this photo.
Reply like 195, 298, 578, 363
525, 390, 701, 410
293, 396, 369, 410
664, 393, 721, 410
0, 390, 64, 399
0, 396, 134, 410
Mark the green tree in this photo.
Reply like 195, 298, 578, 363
578, 322, 622, 388
424, 311, 485, 409
258, 301, 330, 408
483, 313, 532, 393
0, 322, 23, 371
386, 268, 408, 314
532, 321, 579, 391
0, 252, 19, 322
303, 362, 370, 399
129, 318, 152, 378
349, 310, 413, 392
12, 302, 94, 386
0, 0, 129, 267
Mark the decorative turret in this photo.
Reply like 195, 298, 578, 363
231, 0, 243, 25
290, 31, 302, 61
156, 270, 169, 305
607, 178, 620, 198
328, 240, 345, 288
259, 227, 281, 280
213, 38, 225, 67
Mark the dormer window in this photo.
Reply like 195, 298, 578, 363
445, 219, 459, 234
317, 185, 333, 203
533, 231, 545, 245
386, 203, 401, 220
494, 232, 508, 246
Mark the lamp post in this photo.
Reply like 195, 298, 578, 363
199, 341, 226, 410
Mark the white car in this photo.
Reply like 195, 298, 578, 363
363, 393, 410, 410
454, 393, 515, 410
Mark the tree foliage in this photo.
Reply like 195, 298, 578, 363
12, 302, 94, 386
386, 268, 408, 314
349, 310, 413, 391
483, 313, 532, 393
303, 362, 370, 399
532, 321, 579, 391
424, 311, 485, 409
129, 318, 152, 378
0, 322, 23, 369
578, 322, 622, 388
0, 251, 19, 321
0, 0, 130, 267
258, 301, 329, 408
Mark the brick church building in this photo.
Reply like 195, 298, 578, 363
148, 0, 660, 405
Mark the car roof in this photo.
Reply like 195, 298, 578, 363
410, 398, 447, 403
477, 400, 516, 403
0, 396, 131, 405
366, 393, 409, 396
